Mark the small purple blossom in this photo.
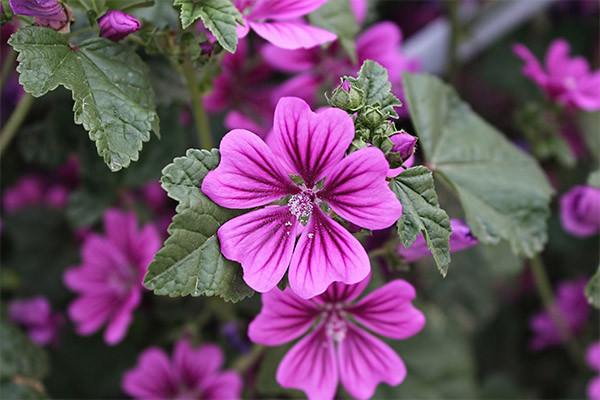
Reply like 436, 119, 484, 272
390, 131, 417, 160
3, 174, 69, 214
98, 10, 141, 41
560, 185, 600, 237
248, 276, 425, 400
122, 338, 242, 399
8, 296, 64, 346
9, 0, 70, 31
529, 278, 591, 351
513, 39, 600, 111
63, 209, 161, 345
586, 341, 600, 400
202, 97, 402, 299
234, 0, 336, 49
398, 219, 478, 263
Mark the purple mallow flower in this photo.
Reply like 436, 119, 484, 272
202, 97, 402, 299
8, 296, 64, 346
122, 338, 242, 399
398, 219, 478, 263
3, 175, 68, 213
9, 0, 70, 31
234, 0, 336, 49
513, 39, 600, 111
63, 209, 161, 345
529, 278, 590, 351
560, 185, 600, 237
586, 341, 600, 400
262, 21, 420, 116
248, 276, 425, 400
98, 10, 141, 41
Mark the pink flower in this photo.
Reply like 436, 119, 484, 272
397, 219, 478, 262
586, 341, 600, 400
262, 21, 420, 115
8, 296, 64, 346
390, 131, 417, 160
63, 209, 161, 345
248, 276, 426, 400
202, 97, 402, 298
234, 0, 336, 49
560, 185, 600, 237
9, 0, 69, 31
3, 175, 69, 214
98, 10, 141, 41
513, 39, 600, 111
529, 278, 590, 351
122, 338, 242, 399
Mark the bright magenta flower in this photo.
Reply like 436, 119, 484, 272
8, 296, 64, 346
98, 10, 141, 41
122, 338, 242, 399
63, 209, 161, 345
248, 277, 425, 400
560, 185, 600, 237
202, 97, 402, 299
234, 0, 336, 49
586, 341, 600, 400
513, 39, 600, 111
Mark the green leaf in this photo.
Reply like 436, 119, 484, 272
403, 72, 554, 258
585, 265, 600, 308
174, 0, 242, 53
308, 0, 358, 63
588, 169, 600, 188
143, 148, 253, 302
576, 111, 600, 161
0, 322, 49, 399
349, 60, 402, 118
390, 166, 451, 276
9, 26, 159, 172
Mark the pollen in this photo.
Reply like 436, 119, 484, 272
288, 193, 313, 219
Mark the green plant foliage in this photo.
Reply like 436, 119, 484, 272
588, 169, 600, 188
143, 148, 253, 302
0, 322, 49, 399
390, 166, 452, 276
308, 0, 359, 62
9, 27, 159, 172
349, 60, 402, 118
585, 265, 600, 308
403, 72, 554, 258
174, 0, 243, 53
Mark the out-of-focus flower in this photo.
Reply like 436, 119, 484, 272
122, 338, 242, 399
8, 296, 64, 346
9, 0, 72, 31
397, 219, 478, 263
350, 0, 368, 25
3, 174, 68, 213
202, 97, 402, 299
234, 0, 336, 49
248, 276, 425, 400
262, 21, 419, 116
98, 10, 141, 41
222, 321, 250, 353
63, 209, 161, 345
529, 278, 590, 351
560, 185, 600, 237
513, 39, 600, 111
586, 341, 600, 400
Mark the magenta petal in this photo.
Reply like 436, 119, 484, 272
276, 323, 338, 400
173, 340, 223, 388
288, 208, 370, 299
68, 293, 113, 335
272, 97, 354, 187
261, 45, 319, 73
122, 347, 178, 399
347, 280, 425, 340
338, 323, 407, 400
350, 0, 367, 24
202, 371, 243, 400
218, 205, 299, 292
513, 43, 548, 87
103, 290, 141, 345
317, 274, 370, 304
202, 129, 299, 209
272, 73, 322, 107
248, 287, 319, 345
249, 0, 328, 20
249, 21, 337, 50
320, 147, 402, 230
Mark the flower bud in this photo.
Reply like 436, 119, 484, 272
99, 10, 141, 41
359, 105, 385, 127
560, 185, 600, 237
390, 131, 417, 160
330, 79, 363, 111
9, 0, 71, 31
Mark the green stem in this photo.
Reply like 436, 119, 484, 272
0, 93, 34, 156
231, 344, 264, 374
530, 254, 582, 366
0, 49, 17, 94
121, 0, 156, 12
180, 56, 213, 149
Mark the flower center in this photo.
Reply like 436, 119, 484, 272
288, 192, 314, 220
323, 303, 347, 343
563, 76, 577, 90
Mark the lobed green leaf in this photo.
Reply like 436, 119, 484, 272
143, 148, 253, 302
585, 265, 600, 309
349, 60, 402, 118
403, 72, 554, 258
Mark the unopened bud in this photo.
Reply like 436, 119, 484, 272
99, 10, 141, 41
360, 105, 384, 127
390, 131, 417, 160
330, 79, 363, 111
